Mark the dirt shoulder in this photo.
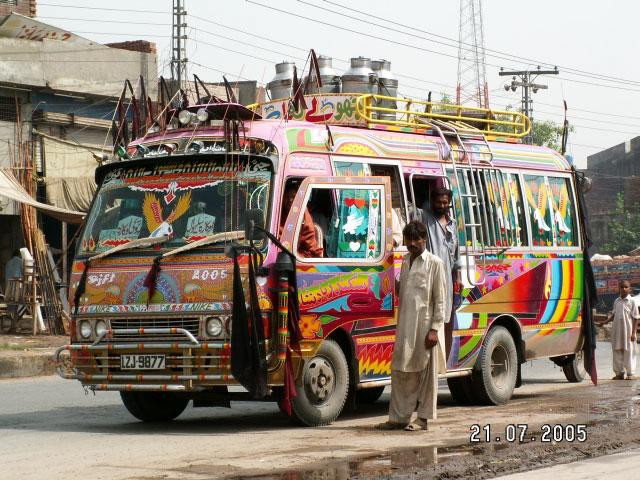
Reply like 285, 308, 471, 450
0, 334, 68, 378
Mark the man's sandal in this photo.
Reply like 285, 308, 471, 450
404, 418, 428, 431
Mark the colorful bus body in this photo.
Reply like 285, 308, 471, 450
59, 96, 585, 426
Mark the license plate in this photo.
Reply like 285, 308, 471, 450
120, 354, 165, 370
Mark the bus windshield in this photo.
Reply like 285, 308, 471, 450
78, 156, 272, 256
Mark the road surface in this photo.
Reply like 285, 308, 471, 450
2, 342, 638, 480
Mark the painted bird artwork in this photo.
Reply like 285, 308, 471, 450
143, 190, 192, 238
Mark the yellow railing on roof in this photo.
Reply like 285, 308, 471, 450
355, 94, 531, 138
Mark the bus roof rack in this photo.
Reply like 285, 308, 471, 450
249, 93, 531, 140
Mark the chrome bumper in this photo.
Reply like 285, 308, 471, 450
55, 327, 233, 391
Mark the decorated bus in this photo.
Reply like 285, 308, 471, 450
56, 77, 595, 426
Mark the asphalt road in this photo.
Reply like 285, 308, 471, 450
0, 342, 627, 480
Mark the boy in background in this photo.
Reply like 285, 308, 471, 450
609, 280, 639, 380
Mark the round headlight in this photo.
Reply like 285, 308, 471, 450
79, 320, 92, 339
95, 320, 107, 337
178, 109, 194, 125
206, 317, 223, 337
196, 107, 209, 123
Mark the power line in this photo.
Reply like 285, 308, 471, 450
535, 110, 640, 128
190, 61, 253, 82
70, 31, 172, 38
37, 2, 167, 15
245, 1, 462, 61
248, 0, 640, 94
187, 25, 640, 131
190, 14, 449, 93
321, 0, 640, 88
36, 6, 640, 134
36, 15, 171, 27
569, 142, 611, 150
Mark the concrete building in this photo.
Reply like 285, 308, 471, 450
584, 136, 640, 253
0, 11, 157, 287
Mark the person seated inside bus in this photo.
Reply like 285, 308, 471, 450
280, 180, 324, 258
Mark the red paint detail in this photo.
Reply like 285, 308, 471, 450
305, 97, 334, 122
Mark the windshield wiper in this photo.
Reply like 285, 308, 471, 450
143, 231, 245, 304
88, 234, 171, 262
155, 230, 245, 261
73, 235, 170, 314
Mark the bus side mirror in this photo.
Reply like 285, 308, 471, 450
245, 209, 266, 241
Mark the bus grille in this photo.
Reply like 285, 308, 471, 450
109, 318, 200, 342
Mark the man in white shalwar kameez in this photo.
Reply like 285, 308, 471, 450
377, 220, 447, 431
609, 280, 639, 380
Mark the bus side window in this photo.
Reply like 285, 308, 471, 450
523, 174, 554, 247
369, 164, 406, 246
455, 169, 484, 249
473, 170, 494, 247
323, 186, 384, 260
448, 169, 467, 247
485, 170, 507, 246
505, 173, 528, 246
547, 177, 578, 247
494, 170, 518, 247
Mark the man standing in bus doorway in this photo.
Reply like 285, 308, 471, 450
423, 187, 462, 358
377, 220, 447, 431
609, 280, 639, 380
423, 187, 462, 325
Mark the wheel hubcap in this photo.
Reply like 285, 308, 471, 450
303, 356, 336, 406
490, 344, 510, 389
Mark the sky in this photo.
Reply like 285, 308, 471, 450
35, 0, 640, 169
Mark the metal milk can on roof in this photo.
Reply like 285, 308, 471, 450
303, 55, 341, 94
267, 61, 295, 101
371, 59, 398, 121
341, 57, 378, 95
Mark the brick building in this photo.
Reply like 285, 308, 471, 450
0, 0, 35, 17
583, 136, 640, 253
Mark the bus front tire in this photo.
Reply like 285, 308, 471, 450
120, 391, 189, 422
291, 339, 349, 427
472, 326, 518, 405
562, 351, 586, 383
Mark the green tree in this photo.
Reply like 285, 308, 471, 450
530, 119, 572, 151
492, 103, 574, 152
603, 192, 640, 255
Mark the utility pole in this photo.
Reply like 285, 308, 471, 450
170, 0, 188, 98
499, 66, 559, 144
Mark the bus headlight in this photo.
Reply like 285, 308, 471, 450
95, 320, 108, 337
79, 321, 92, 339
205, 317, 223, 337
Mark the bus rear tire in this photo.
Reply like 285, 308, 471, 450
447, 376, 476, 405
356, 386, 385, 404
291, 339, 349, 426
472, 326, 518, 405
562, 351, 586, 383
120, 391, 189, 422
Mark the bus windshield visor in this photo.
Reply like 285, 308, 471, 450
78, 156, 272, 255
